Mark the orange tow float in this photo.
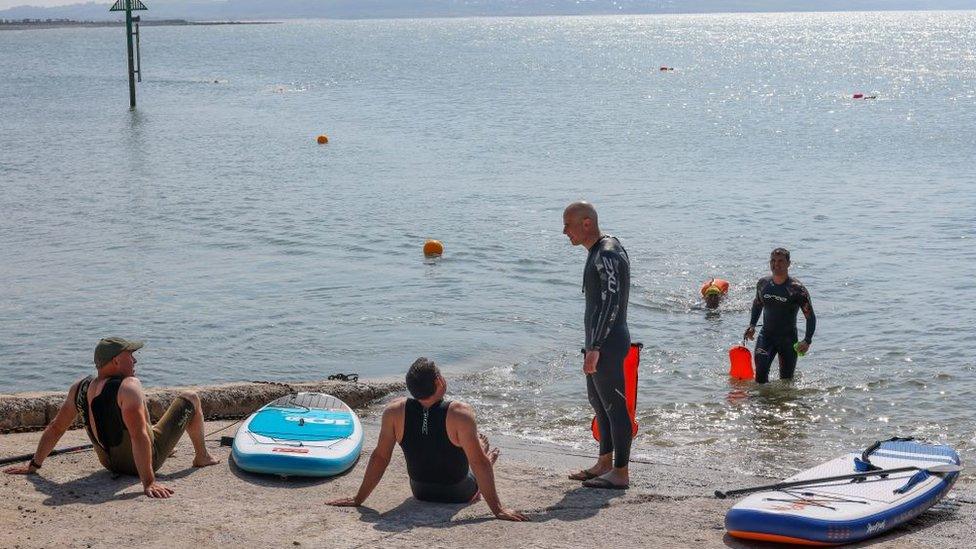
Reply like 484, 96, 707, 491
591, 343, 643, 440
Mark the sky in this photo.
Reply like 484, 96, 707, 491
1, 0, 97, 9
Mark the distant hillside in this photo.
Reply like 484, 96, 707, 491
2, 0, 975, 22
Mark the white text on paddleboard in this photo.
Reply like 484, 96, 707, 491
865, 520, 886, 534
284, 416, 351, 425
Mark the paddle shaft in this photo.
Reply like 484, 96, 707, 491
0, 444, 94, 466
714, 464, 955, 499
2, 417, 245, 467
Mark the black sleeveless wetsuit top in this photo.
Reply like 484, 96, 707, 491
400, 399, 469, 485
78, 376, 127, 450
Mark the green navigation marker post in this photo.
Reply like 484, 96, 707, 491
109, 0, 148, 108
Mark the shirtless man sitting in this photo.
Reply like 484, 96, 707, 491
327, 357, 528, 521
3, 337, 219, 498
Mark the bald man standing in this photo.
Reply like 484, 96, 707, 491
562, 201, 632, 489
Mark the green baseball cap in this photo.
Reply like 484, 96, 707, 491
94, 337, 144, 368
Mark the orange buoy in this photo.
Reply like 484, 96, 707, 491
700, 278, 730, 297
316, 134, 329, 144
591, 343, 642, 440
729, 344, 754, 380
423, 239, 444, 257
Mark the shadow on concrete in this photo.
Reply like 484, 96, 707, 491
28, 466, 198, 506
354, 497, 491, 533
532, 485, 626, 522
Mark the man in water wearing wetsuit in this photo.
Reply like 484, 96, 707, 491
744, 248, 817, 383
3, 337, 220, 498
563, 201, 632, 490
701, 278, 730, 310
327, 357, 528, 521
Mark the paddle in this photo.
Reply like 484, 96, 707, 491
714, 463, 963, 499
0, 444, 94, 467
3, 415, 251, 468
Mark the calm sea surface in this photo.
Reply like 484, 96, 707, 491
2, 12, 974, 477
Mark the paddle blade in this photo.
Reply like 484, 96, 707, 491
729, 345, 754, 380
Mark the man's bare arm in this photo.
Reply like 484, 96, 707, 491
119, 378, 172, 498
3, 381, 81, 475
452, 404, 529, 522
326, 400, 401, 507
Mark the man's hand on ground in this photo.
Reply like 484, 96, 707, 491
326, 497, 361, 507
494, 508, 530, 522
583, 350, 600, 375
143, 481, 174, 498
3, 463, 36, 475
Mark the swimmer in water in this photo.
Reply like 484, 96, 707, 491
701, 278, 730, 310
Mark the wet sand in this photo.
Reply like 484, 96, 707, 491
2, 416, 973, 548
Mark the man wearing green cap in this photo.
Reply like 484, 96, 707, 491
3, 338, 219, 498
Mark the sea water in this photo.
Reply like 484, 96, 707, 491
1, 11, 974, 477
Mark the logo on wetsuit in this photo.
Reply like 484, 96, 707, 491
601, 256, 619, 293
763, 293, 788, 302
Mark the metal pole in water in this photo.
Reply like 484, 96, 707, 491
124, 7, 135, 107
134, 15, 142, 83
110, 0, 148, 108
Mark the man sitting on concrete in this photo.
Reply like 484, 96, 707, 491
327, 357, 528, 521
3, 337, 219, 498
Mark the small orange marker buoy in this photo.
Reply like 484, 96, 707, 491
729, 343, 754, 380
423, 239, 444, 257
316, 134, 329, 144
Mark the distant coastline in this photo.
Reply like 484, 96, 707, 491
2, 0, 975, 25
0, 18, 279, 31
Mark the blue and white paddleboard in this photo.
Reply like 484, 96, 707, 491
726, 440, 961, 545
232, 392, 363, 477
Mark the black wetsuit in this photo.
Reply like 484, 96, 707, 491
582, 235, 632, 468
400, 398, 478, 503
749, 276, 816, 383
